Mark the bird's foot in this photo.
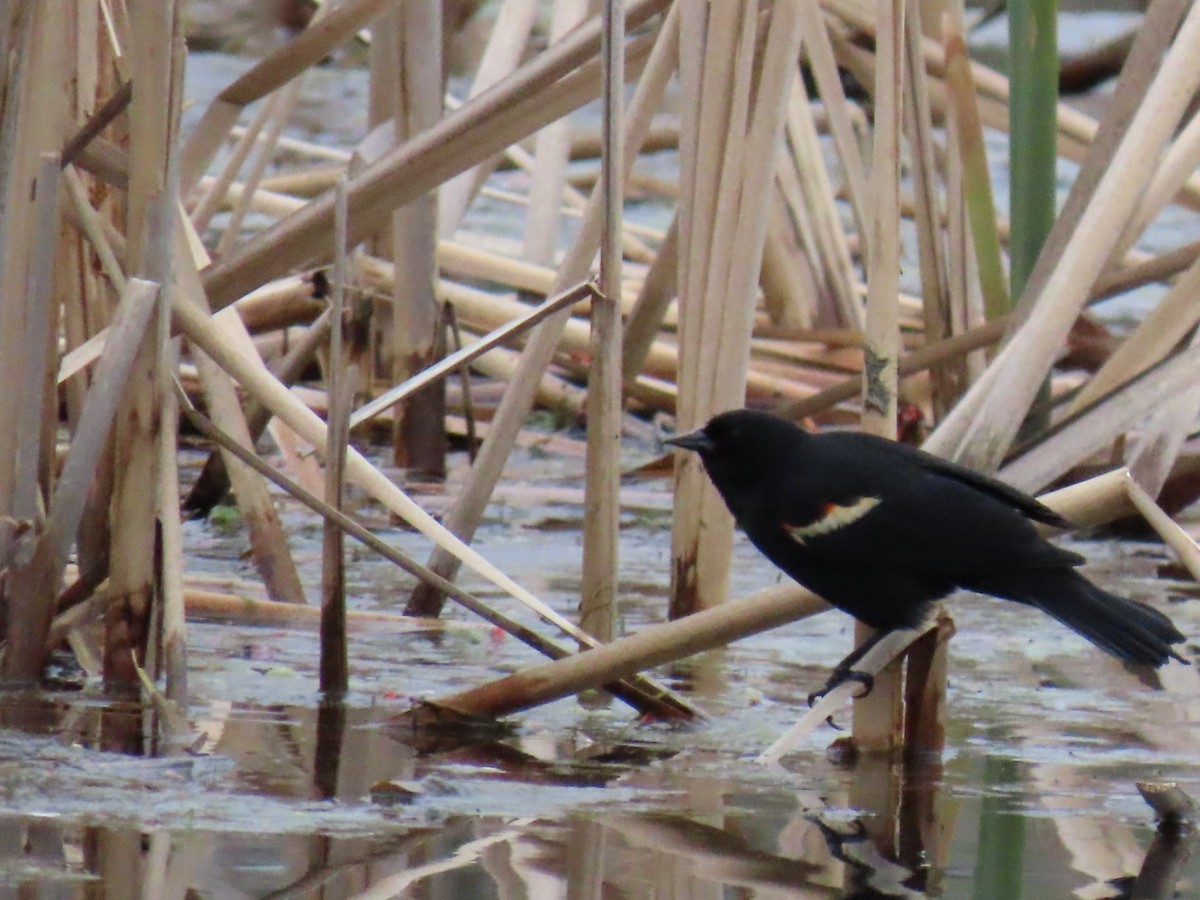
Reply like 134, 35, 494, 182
806, 669, 874, 707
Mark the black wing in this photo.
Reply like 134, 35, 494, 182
754, 432, 1082, 575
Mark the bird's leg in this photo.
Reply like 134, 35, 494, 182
807, 628, 889, 707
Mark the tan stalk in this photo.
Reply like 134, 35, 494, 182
450, 95, 657, 264
942, 62, 985, 386
669, 0, 748, 618
1126, 329, 1200, 498
798, 0, 873, 251
760, 626, 930, 763
177, 0, 391, 193
157, 339, 187, 705
761, 183, 817, 328
903, 0, 954, 419
783, 73, 860, 327
622, 215, 680, 384
106, 3, 181, 688
351, 283, 599, 428
412, 582, 831, 722
404, 4, 678, 616
169, 296, 633, 659
213, 78, 306, 258
853, 0, 906, 756
188, 91, 277, 231
176, 216, 307, 603
1068, 255, 1200, 417
12, 156, 62, 522
175, 391, 695, 720
0, 5, 59, 518
201, 1, 670, 311
321, 177, 351, 695
521, 0, 586, 271
439, 0, 541, 235
926, 1, 1200, 472
999, 343, 1200, 494
1113, 108, 1200, 264
1123, 476, 1200, 585
4, 279, 160, 677
389, 1, 446, 476
581, 0, 626, 643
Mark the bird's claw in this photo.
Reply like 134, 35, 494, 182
806, 669, 875, 708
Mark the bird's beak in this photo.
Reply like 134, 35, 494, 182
663, 428, 714, 453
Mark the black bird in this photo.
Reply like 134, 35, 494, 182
665, 409, 1187, 698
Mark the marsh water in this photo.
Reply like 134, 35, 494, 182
7, 7, 1200, 897
4, 438, 1200, 897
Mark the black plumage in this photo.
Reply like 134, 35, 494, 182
665, 409, 1186, 689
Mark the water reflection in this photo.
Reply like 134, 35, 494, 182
0, 724, 1192, 896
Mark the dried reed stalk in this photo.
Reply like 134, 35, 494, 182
942, 65, 987, 387
4, 279, 160, 676
762, 183, 816, 327
184, 309, 333, 513
941, 9, 1008, 322
622, 215, 679, 384
999, 343, 1200, 494
1126, 330, 1200, 498
178, 0, 390, 193
522, 0, 586, 272
105, 5, 182, 687
411, 582, 829, 723
169, 296, 652, 666
1015, 0, 1191, 323
387, 1, 446, 476
668, 0, 737, 619
853, 0, 906, 756
903, 1, 954, 419
774, 75, 854, 328
1125, 471, 1200, 585
927, 2, 1200, 471
213, 78, 306, 259
672, 0, 802, 617
12, 156, 62, 522
175, 222, 306, 603
406, 5, 678, 616
201, 0, 669, 310
758, 626, 928, 763
175, 588, 478, 631
0, 4, 55, 519
1070, 255, 1200, 418
156, 339, 187, 706
580, 0, 626, 643
798, 0, 872, 250
320, 372, 354, 694
177, 392, 694, 720
320, 179, 352, 695
1115, 109, 1200, 264
439, 0, 540, 235
351, 283, 599, 428
188, 89, 277, 232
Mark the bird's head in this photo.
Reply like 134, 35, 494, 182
663, 409, 809, 497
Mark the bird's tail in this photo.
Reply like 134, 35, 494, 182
971, 569, 1187, 668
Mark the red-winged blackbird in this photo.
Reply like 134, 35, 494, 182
665, 409, 1187, 695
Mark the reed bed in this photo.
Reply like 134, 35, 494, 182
0, 0, 1197, 759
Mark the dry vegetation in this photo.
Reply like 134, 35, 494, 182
0, 0, 1199, 756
